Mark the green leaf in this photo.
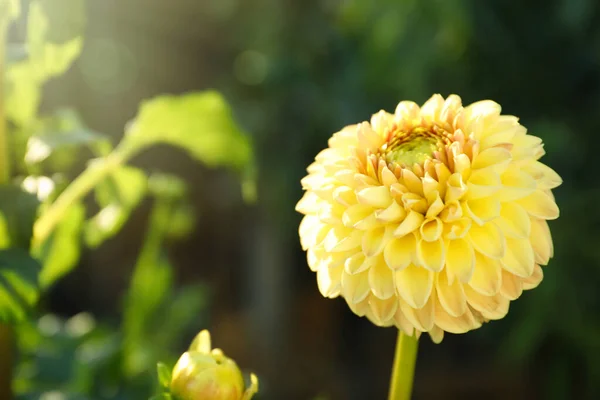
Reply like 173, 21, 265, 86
156, 363, 172, 389
34, 202, 85, 288
123, 255, 173, 377
4, 63, 41, 127
27, 1, 83, 75
147, 174, 195, 239
123, 91, 254, 173
147, 174, 187, 200
84, 165, 147, 248
5, 1, 83, 127
163, 204, 195, 239
0, 249, 42, 323
122, 201, 173, 376
0, 185, 40, 249
26, 109, 112, 165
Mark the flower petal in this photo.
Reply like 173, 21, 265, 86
362, 226, 388, 257
468, 222, 505, 259
425, 194, 445, 218
357, 122, 384, 150
436, 271, 467, 317
428, 325, 444, 344
394, 305, 415, 336
500, 269, 523, 300
395, 101, 420, 120
434, 299, 481, 334
517, 190, 559, 220
472, 147, 511, 172
465, 169, 500, 200
317, 263, 343, 298
523, 161, 562, 190
416, 238, 445, 272
414, 293, 435, 331
324, 226, 362, 252
368, 295, 398, 325
445, 173, 467, 203
498, 168, 536, 201
345, 296, 369, 316
468, 252, 502, 296
440, 201, 463, 222
383, 234, 416, 270
370, 110, 394, 134
341, 269, 370, 303
299, 216, 329, 250
464, 287, 508, 320
342, 204, 374, 228
368, 256, 395, 299
357, 186, 393, 208
480, 295, 509, 320
318, 202, 345, 224
445, 238, 475, 283
381, 166, 398, 186
394, 210, 424, 237
421, 94, 444, 123
333, 186, 357, 207
344, 252, 369, 274
306, 248, 321, 272
495, 202, 530, 239
464, 197, 501, 226
296, 191, 322, 214
420, 217, 443, 242
530, 218, 553, 265
445, 218, 471, 240
400, 301, 425, 332
375, 201, 406, 223
402, 169, 424, 196
422, 174, 440, 203
401, 193, 428, 214
501, 237, 534, 278
395, 263, 434, 309
522, 264, 544, 290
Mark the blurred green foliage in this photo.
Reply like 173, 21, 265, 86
0, 249, 41, 323
1, 1, 256, 399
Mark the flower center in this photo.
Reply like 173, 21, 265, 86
380, 127, 446, 166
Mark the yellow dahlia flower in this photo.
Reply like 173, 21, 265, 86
296, 94, 561, 343
170, 330, 259, 400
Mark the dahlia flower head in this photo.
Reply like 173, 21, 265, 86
296, 94, 561, 343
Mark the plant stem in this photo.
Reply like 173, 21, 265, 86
387, 330, 418, 400
32, 146, 133, 246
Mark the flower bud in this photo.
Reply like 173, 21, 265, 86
170, 330, 258, 400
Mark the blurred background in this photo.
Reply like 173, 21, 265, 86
12, 0, 600, 399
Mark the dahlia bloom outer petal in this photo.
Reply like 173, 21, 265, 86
297, 94, 561, 341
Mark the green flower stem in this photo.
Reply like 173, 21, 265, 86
33, 146, 135, 246
388, 330, 419, 400
0, 13, 13, 400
